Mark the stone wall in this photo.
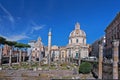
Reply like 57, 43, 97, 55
82, 60, 120, 79
102, 63, 112, 79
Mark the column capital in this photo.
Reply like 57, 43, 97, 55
112, 40, 119, 47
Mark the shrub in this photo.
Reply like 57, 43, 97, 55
79, 62, 92, 74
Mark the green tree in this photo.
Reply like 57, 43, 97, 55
79, 62, 92, 74
0, 36, 6, 66
0, 36, 6, 45
5, 41, 17, 47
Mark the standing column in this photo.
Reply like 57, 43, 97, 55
23, 52, 25, 62
112, 40, 119, 79
19, 50, 22, 66
98, 44, 103, 79
0, 48, 2, 66
28, 48, 32, 66
65, 50, 67, 62
35, 49, 37, 61
59, 48, 61, 64
17, 49, 19, 63
39, 50, 41, 66
17, 53, 19, 63
48, 29, 52, 67
9, 49, 12, 67
68, 49, 71, 64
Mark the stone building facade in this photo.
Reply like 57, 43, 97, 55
51, 45, 60, 61
105, 12, 120, 59
91, 36, 106, 58
29, 22, 89, 64
50, 46, 67, 62
3, 44, 10, 56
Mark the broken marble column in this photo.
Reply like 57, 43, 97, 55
9, 49, 12, 67
112, 40, 119, 79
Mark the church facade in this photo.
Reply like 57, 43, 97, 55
28, 37, 45, 61
66, 22, 89, 63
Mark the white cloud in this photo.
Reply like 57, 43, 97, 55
0, 34, 29, 41
30, 21, 45, 33
31, 26, 44, 34
33, 26, 43, 30
0, 3, 15, 23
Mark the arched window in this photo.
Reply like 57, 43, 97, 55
76, 39, 79, 43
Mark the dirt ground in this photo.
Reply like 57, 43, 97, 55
0, 69, 94, 80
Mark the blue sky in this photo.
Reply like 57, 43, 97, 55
0, 0, 120, 46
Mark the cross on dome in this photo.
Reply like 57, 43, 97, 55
75, 22, 80, 30
38, 37, 41, 41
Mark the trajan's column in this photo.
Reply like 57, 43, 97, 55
48, 29, 52, 67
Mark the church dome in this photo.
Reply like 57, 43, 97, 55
69, 22, 86, 38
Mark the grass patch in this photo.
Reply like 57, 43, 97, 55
60, 63, 67, 67
62, 76, 72, 79
49, 66, 56, 70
